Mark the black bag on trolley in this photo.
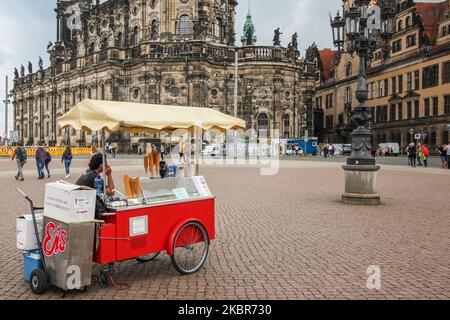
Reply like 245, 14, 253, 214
159, 161, 167, 178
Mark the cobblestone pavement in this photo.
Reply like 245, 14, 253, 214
0, 157, 449, 300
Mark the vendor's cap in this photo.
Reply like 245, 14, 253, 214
89, 153, 106, 171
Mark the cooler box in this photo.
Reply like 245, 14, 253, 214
44, 181, 96, 223
42, 216, 96, 291
17, 214, 43, 250
23, 249, 43, 282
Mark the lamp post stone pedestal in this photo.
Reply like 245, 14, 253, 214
330, 1, 396, 205
342, 165, 381, 205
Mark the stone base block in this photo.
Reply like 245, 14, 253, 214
342, 165, 381, 205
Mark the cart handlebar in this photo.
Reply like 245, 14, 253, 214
16, 187, 28, 199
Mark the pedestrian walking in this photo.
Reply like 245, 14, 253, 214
416, 143, 424, 167
44, 147, 52, 178
179, 138, 186, 163
160, 144, 165, 161
111, 143, 117, 159
406, 143, 416, 167
438, 144, 447, 169
62, 146, 73, 178
35, 142, 47, 179
323, 145, 329, 158
11, 142, 27, 181
446, 142, 450, 170
420, 144, 429, 168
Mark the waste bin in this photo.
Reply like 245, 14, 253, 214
42, 216, 96, 291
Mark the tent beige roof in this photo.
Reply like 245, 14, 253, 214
57, 99, 246, 133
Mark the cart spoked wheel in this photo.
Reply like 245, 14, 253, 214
30, 269, 49, 295
136, 252, 161, 263
170, 222, 209, 275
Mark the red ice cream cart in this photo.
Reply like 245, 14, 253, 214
19, 100, 245, 295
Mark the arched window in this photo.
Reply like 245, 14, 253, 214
177, 15, 193, 35
283, 114, 290, 138
150, 20, 159, 40
116, 32, 124, 48
345, 62, 352, 77
213, 18, 222, 38
257, 113, 269, 130
397, 20, 403, 31
405, 16, 411, 28
101, 37, 109, 50
132, 26, 140, 46
100, 85, 105, 100
88, 42, 95, 54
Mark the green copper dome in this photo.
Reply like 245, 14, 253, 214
241, 11, 257, 45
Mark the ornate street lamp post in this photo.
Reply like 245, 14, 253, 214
330, 0, 395, 205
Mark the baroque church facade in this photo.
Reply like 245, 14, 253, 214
11, 0, 317, 148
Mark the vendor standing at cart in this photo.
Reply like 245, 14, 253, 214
75, 153, 116, 217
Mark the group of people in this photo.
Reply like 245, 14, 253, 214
322, 144, 336, 158
375, 147, 394, 157
405, 142, 450, 169
405, 143, 430, 168
11, 142, 73, 181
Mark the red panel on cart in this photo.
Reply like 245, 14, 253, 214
114, 199, 215, 262
94, 223, 117, 265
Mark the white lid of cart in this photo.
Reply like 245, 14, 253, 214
140, 176, 213, 204
44, 181, 96, 223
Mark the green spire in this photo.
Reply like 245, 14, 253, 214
241, 11, 257, 46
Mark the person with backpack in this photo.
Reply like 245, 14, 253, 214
35, 142, 47, 180
438, 144, 447, 169
43, 147, 52, 178
62, 146, 73, 179
406, 143, 416, 167
420, 144, 429, 168
11, 142, 27, 181
416, 143, 424, 167
446, 142, 450, 170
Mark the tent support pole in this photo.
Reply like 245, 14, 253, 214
101, 129, 107, 200
195, 130, 200, 176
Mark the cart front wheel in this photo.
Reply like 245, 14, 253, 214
170, 222, 209, 275
30, 269, 49, 295
136, 252, 161, 263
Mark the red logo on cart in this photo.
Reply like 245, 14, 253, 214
43, 222, 68, 257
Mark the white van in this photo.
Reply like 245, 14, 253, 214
377, 143, 400, 156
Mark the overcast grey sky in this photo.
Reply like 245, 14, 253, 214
0, 0, 443, 135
